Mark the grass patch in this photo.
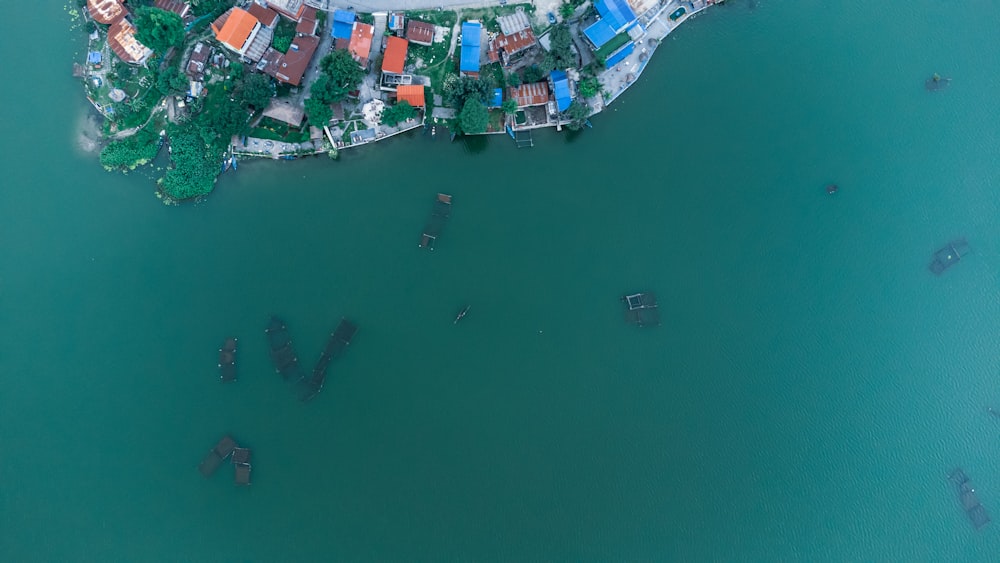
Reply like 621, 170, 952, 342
248, 116, 310, 143
272, 18, 297, 53
593, 32, 632, 61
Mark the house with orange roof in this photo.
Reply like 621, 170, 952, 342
212, 7, 273, 62
381, 36, 408, 75
87, 0, 125, 25
349, 23, 374, 66
395, 85, 425, 108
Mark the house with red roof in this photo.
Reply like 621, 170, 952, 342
382, 36, 408, 75
247, 2, 279, 28
395, 85, 425, 108
349, 23, 374, 66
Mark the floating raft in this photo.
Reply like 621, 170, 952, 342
925, 75, 951, 91
929, 238, 970, 275
950, 468, 990, 530
419, 194, 452, 250
265, 316, 301, 379
299, 318, 358, 402
622, 292, 660, 327
198, 435, 237, 477
232, 447, 252, 486
218, 337, 237, 382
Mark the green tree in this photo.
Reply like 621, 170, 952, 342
272, 19, 296, 53
156, 64, 189, 96
501, 98, 518, 115
540, 24, 576, 72
100, 125, 162, 170
564, 99, 591, 131
305, 96, 333, 125
443, 74, 494, 108
380, 101, 415, 126
507, 72, 521, 88
133, 7, 185, 54
238, 73, 274, 111
458, 98, 488, 134
578, 76, 600, 98
559, 2, 575, 19
309, 50, 364, 105
523, 65, 544, 83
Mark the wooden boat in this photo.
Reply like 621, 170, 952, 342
198, 435, 238, 477
218, 337, 237, 383
929, 238, 970, 275
454, 305, 470, 324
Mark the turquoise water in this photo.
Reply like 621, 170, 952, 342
3, 1, 1000, 560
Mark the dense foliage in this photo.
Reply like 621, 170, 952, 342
272, 18, 296, 53
241, 73, 274, 111
134, 7, 185, 54
458, 98, 488, 134
380, 101, 415, 126
507, 71, 521, 88
443, 75, 493, 109
305, 50, 364, 123
578, 76, 600, 98
190, 0, 232, 17
523, 65, 544, 84
501, 99, 518, 115
559, 2, 575, 19
100, 125, 162, 170
564, 99, 591, 131
541, 24, 576, 72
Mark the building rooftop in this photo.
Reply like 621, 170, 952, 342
87, 0, 125, 25
247, 2, 279, 28
260, 34, 319, 86
460, 21, 481, 74
396, 84, 425, 107
332, 9, 356, 39
496, 10, 531, 35
108, 19, 152, 64
382, 36, 408, 74
265, 0, 304, 20
406, 20, 434, 46
295, 6, 317, 35
550, 70, 572, 112
509, 82, 549, 107
349, 23, 374, 65
214, 8, 260, 53
153, 0, 190, 18
489, 28, 536, 64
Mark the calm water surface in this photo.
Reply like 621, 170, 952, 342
3, 1, 1000, 560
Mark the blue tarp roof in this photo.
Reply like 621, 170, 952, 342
551, 70, 571, 112
490, 88, 503, 108
87, 51, 102, 64
604, 41, 635, 68
595, 0, 637, 32
332, 10, 355, 39
460, 22, 481, 73
583, 20, 618, 49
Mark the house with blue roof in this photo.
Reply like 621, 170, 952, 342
583, 0, 638, 49
460, 21, 482, 76
331, 10, 355, 40
549, 70, 573, 113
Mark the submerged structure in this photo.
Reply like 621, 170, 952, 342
265, 316, 301, 378
218, 337, 238, 382
622, 292, 660, 327
299, 318, 358, 402
198, 435, 238, 477
950, 468, 990, 530
925, 73, 951, 91
929, 238, 970, 275
419, 193, 453, 250
232, 447, 252, 486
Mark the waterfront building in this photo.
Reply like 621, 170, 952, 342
549, 70, 572, 112
212, 8, 273, 62
108, 19, 153, 64
395, 84, 426, 108
509, 82, 550, 108
460, 21, 482, 77
487, 28, 536, 68
583, 0, 638, 50
405, 19, 434, 46
86, 0, 125, 25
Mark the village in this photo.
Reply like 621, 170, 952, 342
78, 0, 723, 200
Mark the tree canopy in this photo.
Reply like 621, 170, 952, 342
501, 98, 518, 115
523, 65, 544, 84
458, 98, 489, 134
380, 101, 415, 126
304, 96, 333, 125
578, 76, 600, 99
239, 73, 274, 111
540, 24, 576, 72
309, 50, 364, 107
133, 7, 185, 54
443, 75, 494, 109
564, 99, 591, 131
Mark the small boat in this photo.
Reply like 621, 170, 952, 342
454, 305, 470, 324
826, 184, 838, 195
230, 155, 237, 170
221, 158, 231, 173
584, 119, 593, 129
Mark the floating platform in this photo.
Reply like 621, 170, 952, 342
925, 75, 951, 91
929, 238, 970, 275
300, 318, 358, 402
622, 292, 660, 327
218, 337, 237, 382
265, 316, 300, 379
950, 468, 990, 530
198, 435, 238, 477
232, 447, 252, 485
419, 194, 452, 250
